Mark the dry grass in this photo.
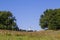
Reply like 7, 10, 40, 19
0, 29, 60, 40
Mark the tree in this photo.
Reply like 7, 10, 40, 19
0, 11, 19, 30
39, 8, 60, 30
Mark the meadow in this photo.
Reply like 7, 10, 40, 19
0, 30, 60, 40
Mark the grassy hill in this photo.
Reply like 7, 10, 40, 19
0, 30, 60, 40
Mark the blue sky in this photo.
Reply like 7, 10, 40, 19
0, 0, 60, 31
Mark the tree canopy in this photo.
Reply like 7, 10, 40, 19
40, 8, 60, 30
0, 11, 19, 30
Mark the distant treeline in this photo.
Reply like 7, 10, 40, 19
19, 29, 34, 32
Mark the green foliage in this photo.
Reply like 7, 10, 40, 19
40, 8, 60, 30
0, 11, 19, 30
